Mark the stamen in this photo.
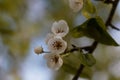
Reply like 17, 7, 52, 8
51, 55, 59, 63
56, 28, 64, 33
52, 40, 62, 50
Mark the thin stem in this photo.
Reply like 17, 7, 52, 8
66, 42, 98, 53
43, 51, 50, 53
88, 41, 98, 53
105, 0, 119, 26
104, 0, 114, 4
110, 23, 120, 31
72, 64, 84, 80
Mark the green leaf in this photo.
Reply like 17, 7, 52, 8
54, 70, 69, 80
71, 19, 89, 38
81, 0, 96, 18
62, 53, 93, 78
85, 17, 119, 46
79, 53, 96, 67
71, 16, 119, 46
62, 53, 81, 74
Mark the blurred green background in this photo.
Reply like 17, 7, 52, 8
0, 0, 120, 80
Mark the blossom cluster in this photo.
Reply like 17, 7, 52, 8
34, 20, 69, 70
34, 0, 83, 70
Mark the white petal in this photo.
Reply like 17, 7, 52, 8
69, 0, 83, 12
45, 33, 54, 44
48, 38, 67, 54
54, 57, 63, 70
44, 53, 63, 70
45, 33, 62, 45
44, 53, 50, 60
51, 20, 69, 37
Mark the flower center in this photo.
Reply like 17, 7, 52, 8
53, 41, 62, 50
51, 55, 59, 63
56, 29, 64, 33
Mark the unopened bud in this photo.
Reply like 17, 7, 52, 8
34, 46, 43, 54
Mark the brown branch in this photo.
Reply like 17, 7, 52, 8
72, 0, 119, 80
110, 23, 120, 31
72, 64, 84, 80
105, 0, 119, 26
104, 0, 114, 4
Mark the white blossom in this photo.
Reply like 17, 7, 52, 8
51, 20, 69, 37
34, 46, 43, 54
44, 53, 63, 70
45, 33, 55, 44
48, 37, 67, 54
69, 0, 83, 12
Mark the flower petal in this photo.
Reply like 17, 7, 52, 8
45, 33, 55, 44
48, 37, 67, 54
69, 0, 83, 12
44, 53, 63, 70
51, 20, 69, 37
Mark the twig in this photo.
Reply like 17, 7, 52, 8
104, 0, 114, 4
95, 0, 119, 31
105, 0, 119, 26
67, 42, 98, 53
110, 23, 120, 31
72, 64, 84, 80
72, 0, 119, 80
94, 0, 114, 3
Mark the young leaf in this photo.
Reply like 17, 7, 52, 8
71, 17, 119, 46
62, 53, 81, 74
79, 52, 96, 67
81, 0, 96, 18
85, 17, 119, 46
70, 19, 89, 38
84, 54, 96, 67
62, 53, 93, 78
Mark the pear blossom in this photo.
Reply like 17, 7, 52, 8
48, 37, 67, 54
34, 46, 43, 54
69, 0, 83, 12
44, 53, 63, 70
51, 20, 69, 37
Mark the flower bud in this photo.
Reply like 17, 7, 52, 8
34, 46, 43, 54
